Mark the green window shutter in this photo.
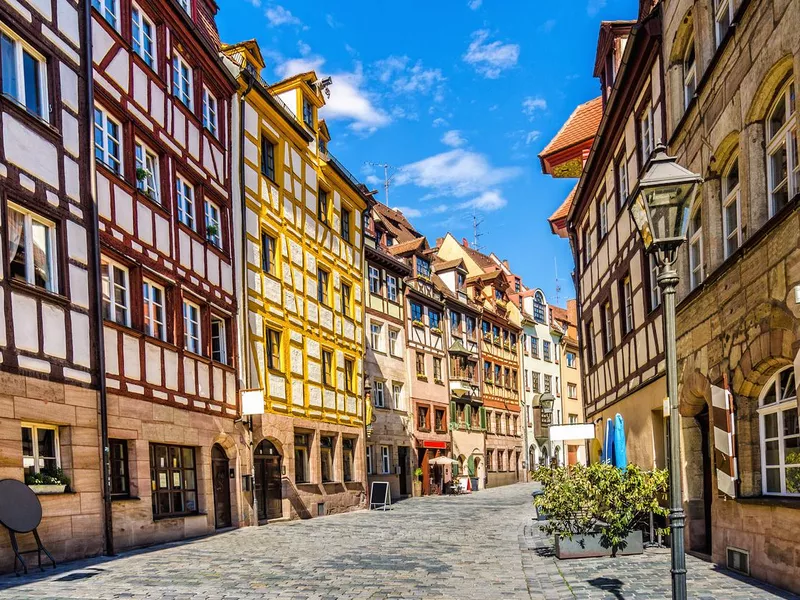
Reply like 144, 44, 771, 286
465, 404, 472, 428
468, 455, 475, 477
480, 407, 487, 430
450, 401, 457, 424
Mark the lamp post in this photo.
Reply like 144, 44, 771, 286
629, 145, 702, 600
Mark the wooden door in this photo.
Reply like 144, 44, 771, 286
398, 446, 409, 495
211, 445, 231, 529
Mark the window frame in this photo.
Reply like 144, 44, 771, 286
7, 203, 58, 294
380, 446, 391, 475
171, 53, 193, 109
621, 274, 633, 335
266, 328, 281, 372
21, 422, 60, 476
388, 328, 399, 356
368, 265, 381, 296
340, 207, 351, 243
683, 37, 697, 109
0, 24, 50, 121
294, 433, 309, 484
344, 358, 355, 393
602, 301, 613, 355
94, 106, 122, 175
131, 5, 155, 69
134, 139, 160, 203
149, 443, 198, 519
101, 257, 130, 326
261, 231, 278, 277
415, 351, 426, 378
92, 0, 120, 30
142, 279, 166, 340
713, 0, 733, 48
340, 281, 352, 317
260, 135, 277, 182
317, 268, 330, 306
637, 101, 654, 167
766, 80, 797, 218
688, 202, 704, 290
321, 349, 334, 388
370, 322, 382, 352
201, 87, 218, 138
373, 380, 385, 408
317, 188, 329, 225
722, 155, 742, 258
176, 175, 195, 230
204, 199, 222, 248
210, 316, 227, 364
182, 299, 201, 355
758, 367, 799, 496
109, 439, 130, 498
386, 275, 398, 302
616, 152, 628, 209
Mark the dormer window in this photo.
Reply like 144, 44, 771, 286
319, 138, 327, 155
457, 273, 465, 290
385, 235, 395, 247
302, 96, 314, 128
416, 257, 430, 279
495, 289, 502, 301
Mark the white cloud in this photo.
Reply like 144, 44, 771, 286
375, 56, 445, 96
365, 174, 382, 186
525, 130, 541, 145
587, 0, 606, 16
432, 204, 450, 214
325, 13, 342, 28
522, 96, 547, 118
463, 29, 520, 79
265, 5, 301, 26
432, 117, 448, 128
394, 206, 422, 218
441, 130, 467, 148
276, 56, 325, 78
245, 0, 261, 6
539, 19, 556, 33
467, 0, 482, 9
297, 40, 311, 56
395, 149, 521, 199
459, 190, 507, 211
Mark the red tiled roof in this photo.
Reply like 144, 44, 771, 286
548, 184, 577, 237
387, 237, 425, 256
539, 97, 603, 159
372, 202, 422, 244
433, 258, 464, 272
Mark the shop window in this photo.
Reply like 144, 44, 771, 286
343, 439, 354, 482
149, 444, 197, 518
320, 436, 333, 483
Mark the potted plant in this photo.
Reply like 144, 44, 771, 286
135, 167, 151, 183
206, 223, 219, 241
25, 467, 70, 494
413, 467, 423, 496
412, 319, 425, 328
532, 463, 668, 558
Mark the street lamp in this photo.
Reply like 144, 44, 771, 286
540, 393, 555, 415
629, 144, 702, 600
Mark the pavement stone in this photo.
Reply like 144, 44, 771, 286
0, 484, 795, 599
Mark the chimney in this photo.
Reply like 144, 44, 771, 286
462, 238, 469, 248
436, 237, 444, 247
502, 260, 510, 269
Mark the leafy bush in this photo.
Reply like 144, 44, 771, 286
532, 463, 669, 556
25, 466, 71, 487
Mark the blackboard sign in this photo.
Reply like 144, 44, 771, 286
369, 481, 391, 511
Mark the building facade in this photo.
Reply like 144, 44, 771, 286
663, 0, 800, 591
0, 0, 103, 569
552, 300, 586, 466
227, 48, 370, 519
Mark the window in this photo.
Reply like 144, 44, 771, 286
417, 405, 429, 430
294, 434, 309, 483
176, 176, 195, 230
484, 360, 492, 383
177, 0, 190, 13
411, 302, 423, 323
320, 436, 333, 483
261, 232, 277, 276
503, 367, 511, 389
7, 204, 57, 293
261, 136, 276, 181
109, 439, 129, 498
450, 311, 462, 334
543, 340, 552, 362
466, 316, 476, 338
92, 0, 118, 29
142, 280, 165, 340
266, 328, 281, 371
210, 317, 226, 364
416, 256, 431, 278
532, 371, 540, 392
388, 329, 399, 356
616, 154, 628, 208
648, 254, 662, 310
759, 367, 799, 495
482, 321, 490, 338
134, 141, 160, 202
639, 105, 654, 164
585, 321, 595, 367
183, 301, 201, 354
386, 275, 398, 302
302, 96, 314, 128
365, 445, 373, 475
343, 439, 354, 482
766, 80, 797, 217
21, 423, 59, 477
94, 106, 121, 174
204, 200, 221, 247
543, 374, 552, 394
494, 364, 501, 386
487, 449, 494, 471
415, 352, 425, 377
598, 197, 608, 239
0, 25, 49, 120
621, 275, 633, 335
683, 39, 696, 108
340, 282, 352, 317
583, 226, 593, 265
433, 357, 442, 382
435, 409, 446, 432
495, 413, 501, 434
568, 383, 578, 399
202, 88, 218, 137
714, 0, 733, 47
602, 302, 613, 354
368, 266, 381, 295
172, 54, 193, 109
566, 352, 576, 368
381, 446, 391, 475
689, 204, 703, 289
429, 310, 441, 331
533, 292, 545, 323
322, 350, 333, 387
393, 383, 404, 411
131, 6, 155, 68
317, 268, 329, 305
492, 324, 500, 344
340, 208, 351, 243
370, 322, 382, 351
101, 258, 129, 325
150, 444, 197, 518
722, 157, 741, 257
373, 380, 385, 408
317, 189, 328, 224
531, 336, 539, 358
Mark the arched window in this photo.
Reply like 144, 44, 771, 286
758, 366, 799, 496
766, 79, 797, 217
688, 202, 703, 289
722, 155, 741, 257
683, 37, 696, 109
713, 0, 733, 48
533, 292, 545, 323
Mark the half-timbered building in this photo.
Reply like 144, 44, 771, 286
0, 0, 103, 570
91, 0, 244, 547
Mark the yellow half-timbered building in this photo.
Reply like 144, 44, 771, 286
224, 41, 369, 521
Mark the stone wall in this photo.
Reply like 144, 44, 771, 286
0, 374, 103, 572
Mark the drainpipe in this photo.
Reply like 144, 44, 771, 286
82, 0, 113, 555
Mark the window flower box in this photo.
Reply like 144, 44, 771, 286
412, 319, 425, 328
430, 327, 442, 335
28, 484, 67, 495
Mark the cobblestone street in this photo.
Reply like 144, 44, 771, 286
0, 484, 796, 599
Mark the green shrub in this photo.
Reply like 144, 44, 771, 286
25, 466, 71, 487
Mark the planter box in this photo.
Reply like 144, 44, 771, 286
29, 484, 67, 494
555, 530, 643, 559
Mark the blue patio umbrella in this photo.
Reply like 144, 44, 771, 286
614, 413, 628, 469
602, 417, 615, 465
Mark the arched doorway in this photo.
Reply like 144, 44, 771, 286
474, 456, 483, 490
211, 444, 232, 529
540, 446, 549, 467
254, 439, 282, 522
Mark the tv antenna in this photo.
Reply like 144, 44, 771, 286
554, 257, 563, 305
472, 213, 484, 252
365, 162, 399, 207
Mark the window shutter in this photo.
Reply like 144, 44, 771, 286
465, 404, 472, 427
712, 379, 737, 498
450, 401, 456, 424
480, 407, 487, 429
467, 455, 475, 477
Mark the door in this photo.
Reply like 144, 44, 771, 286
211, 445, 232, 529
398, 446, 409, 495
694, 406, 713, 554
254, 439, 282, 521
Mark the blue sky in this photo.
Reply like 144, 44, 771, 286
217, 0, 636, 305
